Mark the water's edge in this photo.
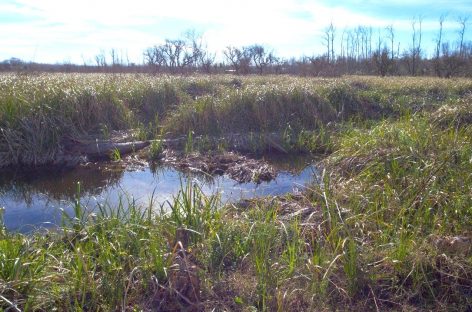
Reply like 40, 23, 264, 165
1, 155, 317, 232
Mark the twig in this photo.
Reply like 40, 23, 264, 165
0, 295, 22, 312
368, 284, 380, 312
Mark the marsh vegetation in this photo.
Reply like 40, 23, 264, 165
0, 74, 471, 311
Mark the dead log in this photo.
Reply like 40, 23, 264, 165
64, 131, 289, 161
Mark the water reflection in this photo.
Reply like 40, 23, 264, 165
259, 153, 316, 173
0, 166, 124, 202
0, 155, 317, 232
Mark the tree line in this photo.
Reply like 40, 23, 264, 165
2, 16, 471, 77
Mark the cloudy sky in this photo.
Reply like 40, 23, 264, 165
1, 0, 471, 64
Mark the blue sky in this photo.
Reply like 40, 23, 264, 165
1, 0, 471, 64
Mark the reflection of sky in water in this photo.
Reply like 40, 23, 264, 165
1, 163, 317, 232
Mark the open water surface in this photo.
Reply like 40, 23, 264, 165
0, 155, 317, 232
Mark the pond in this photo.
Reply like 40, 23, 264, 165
0, 155, 317, 232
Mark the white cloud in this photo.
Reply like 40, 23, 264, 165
1, 0, 469, 63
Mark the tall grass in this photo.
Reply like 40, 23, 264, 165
0, 73, 183, 167
1, 75, 471, 310
0, 181, 221, 311
2, 73, 472, 167
310, 107, 472, 309
202, 100, 471, 310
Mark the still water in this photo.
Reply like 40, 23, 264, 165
0, 156, 317, 232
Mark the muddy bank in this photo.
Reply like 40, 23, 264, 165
2, 130, 311, 186
33, 131, 291, 169
64, 130, 292, 157
1, 128, 310, 170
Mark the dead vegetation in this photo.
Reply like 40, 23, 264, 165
161, 151, 276, 183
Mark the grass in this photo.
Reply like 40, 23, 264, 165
1, 73, 472, 167
0, 181, 221, 311
0, 74, 471, 310
318, 111, 472, 309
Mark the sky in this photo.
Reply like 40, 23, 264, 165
1, 0, 471, 64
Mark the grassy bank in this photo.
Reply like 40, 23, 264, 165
1, 73, 472, 167
1, 89, 472, 310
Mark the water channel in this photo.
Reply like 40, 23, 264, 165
0, 155, 317, 232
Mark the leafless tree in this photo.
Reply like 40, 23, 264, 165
354, 27, 361, 60
95, 50, 107, 67
368, 27, 373, 58
386, 25, 395, 60
435, 15, 446, 59
247, 44, 278, 74
223, 46, 242, 74
376, 28, 383, 55
110, 49, 118, 66
185, 30, 215, 73
163, 39, 192, 71
373, 47, 392, 76
433, 15, 447, 77
143, 45, 167, 71
457, 16, 469, 57
409, 16, 423, 75
223, 46, 251, 74
340, 28, 346, 59
323, 22, 335, 63
441, 42, 465, 77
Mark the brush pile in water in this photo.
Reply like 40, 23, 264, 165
162, 151, 276, 183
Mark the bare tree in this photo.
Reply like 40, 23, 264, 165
373, 47, 392, 76
354, 27, 361, 60
331, 23, 336, 62
95, 50, 107, 67
436, 15, 446, 59
143, 45, 167, 71
247, 44, 277, 74
377, 28, 383, 55
223, 46, 251, 74
110, 49, 118, 66
347, 30, 355, 60
347, 30, 352, 59
125, 51, 130, 66
433, 14, 447, 77
143, 47, 156, 65
457, 16, 469, 57
200, 52, 216, 74
185, 30, 215, 73
223, 46, 241, 73
409, 16, 423, 76
340, 28, 346, 59
441, 42, 465, 77
323, 22, 335, 63
248, 44, 267, 75
386, 25, 395, 60
166, 39, 189, 71
136, 16, 471, 77
368, 27, 373, 58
